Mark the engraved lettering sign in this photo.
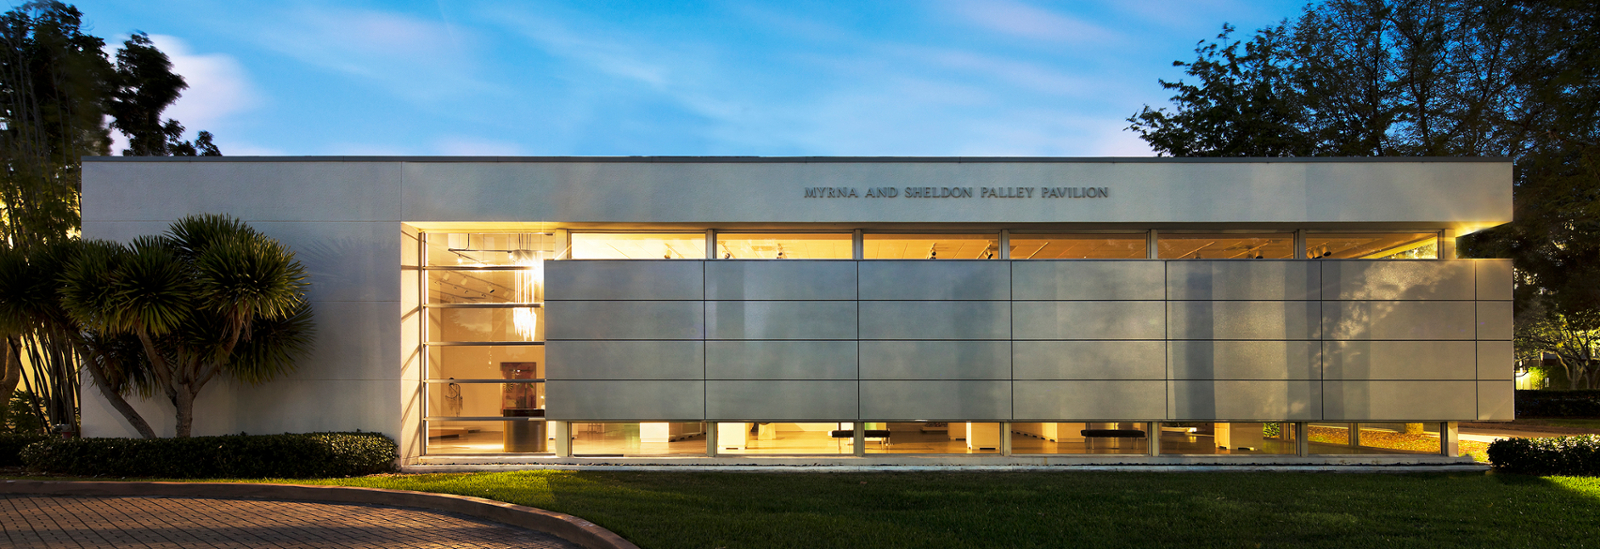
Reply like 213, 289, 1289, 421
802, 186, 1108, 199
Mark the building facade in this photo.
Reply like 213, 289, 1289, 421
80, 157, 1514, 465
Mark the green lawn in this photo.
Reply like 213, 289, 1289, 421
282, 471, 1600, 549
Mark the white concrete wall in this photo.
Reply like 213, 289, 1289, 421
77, 157, 1514, 458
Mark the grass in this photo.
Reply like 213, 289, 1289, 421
268, 471, 1600, 549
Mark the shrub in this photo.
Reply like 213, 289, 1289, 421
1516, 390, 1600, 418
1487, 435, 1600, 476
20, 432, 397, 478
0, 433, 50, 466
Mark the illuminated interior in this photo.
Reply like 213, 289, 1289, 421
863, 233, 999, 259
1008, 234, 1147, 259
1305, 233, 1439, 259
1157, 423, 1298, 455
716, 422, 856, 454
1308, 423, 1444, 455
571, 422, 708, 456
1157, 234, 1296, 259
1010, 422, 1149, 454
715, 233, 852, 259
570, 233, 707, 259
861, 422, 1002, 454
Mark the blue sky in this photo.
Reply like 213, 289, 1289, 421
63, 0, 1307, 157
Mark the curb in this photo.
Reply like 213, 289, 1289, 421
0, 480, 639, 549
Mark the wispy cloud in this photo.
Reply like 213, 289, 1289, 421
147, 34, 260, 133
941, 0, 1122, 44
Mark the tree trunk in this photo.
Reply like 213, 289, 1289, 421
0, 341, 19, 404
83, 361, 156, 439
173, 386, 195, 438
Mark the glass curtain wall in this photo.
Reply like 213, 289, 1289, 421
862, 422, 1003, 454
423, 232, 560, 454
863, 233, 999, 259
1008, 234, 1147, 259
570, 233, 707, 259
1010, 422, 1149, 454
715, 233, 853, 259
1305, 233, 1440, 259
1157, 233, 1295, 259
716, 422, 855, 455
1308, 423, 1445, 455
1157, 422, 1298, 455
570, 422, 708, 456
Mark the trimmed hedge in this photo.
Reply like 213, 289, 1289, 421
1516, 390, 1600, 418
1488, 435, 1600, 476
0, 433, 50, 466
20, 432, 397, 478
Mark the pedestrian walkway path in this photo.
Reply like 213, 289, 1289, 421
0, 494, 581, 549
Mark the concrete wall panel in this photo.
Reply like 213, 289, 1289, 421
1168, 301, 1321, 340
859, 301, 1010, 340
1321, 341, 1477, 380
1477, 301, 1514, 341
1168, 341, 1320, 380
546, 380, 706, 420
1012, 381, 1166, 420
1478, 380, 1515, 421
546, 341, 704, 380
1475, 260, 1514, 301
859, 341, 1011, 379
705, 260, 856, 300
1169, 380, 1321, 420
1322, 381, 1477, 420
546, 301, 704, 340
1012, 301, 1165, 340
707, 301, 857, 340
858, 261, 1009, 300
1478, 341, 1515, 380
1321, 261, 1474, 301
860, 381, 1011, 420
706, 380, 857, 420
1011, 261, 1164, 301
1012, 341, 1165, 380
1322, 301, 1475, 340
1166, 261, 1319, 301
707, 341, 858, 379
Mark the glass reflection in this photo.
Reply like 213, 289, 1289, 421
1158, 234, 1295, 259
427, 306, 543, 342
1306, 233, 1439, 259
1009, 234, 1146, 259
426, 381, 544, 419
1010, 422, 1148, 454
570, 233, 707, 259
426, 233, 562, 266
1157, 422, 1297, 455
715, 422, 854, 455
426, 345, 544, 380
570, 422, 707, 456
863, 234, 999, 259
426, 419, 550, 454
863, 422, 1002, 454
1308, 423, 1443, 455
715, 233, 852, 259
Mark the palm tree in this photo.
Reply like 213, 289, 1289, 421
60, 214, 314, 437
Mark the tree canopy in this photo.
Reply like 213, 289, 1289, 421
1129, 0, 1600, 387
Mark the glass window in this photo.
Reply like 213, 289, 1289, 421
863, 234, 999, 259
427, 270, 542, 305
1010, 422, 1148, 454
426, 380, 544, 419
426, 346, 544, 380
1306, 233, 1439, 259
1157, 422, 1298, 455
863, 422, 1001, 454
426, 232, 562, 266
426, 419, 549, 454
715, 233, 852, 259
1309, 423, 1443, 455
570, 233, 707, 259
1158, 233, 1295, 259
1009, 234, 1147, 259
571, 422, 708, 456
715, 422, 854, 455
427, 306, 543, 343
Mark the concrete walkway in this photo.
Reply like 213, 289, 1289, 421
1, 494, 582, 549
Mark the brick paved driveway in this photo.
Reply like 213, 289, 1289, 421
0, 495, 581, 548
